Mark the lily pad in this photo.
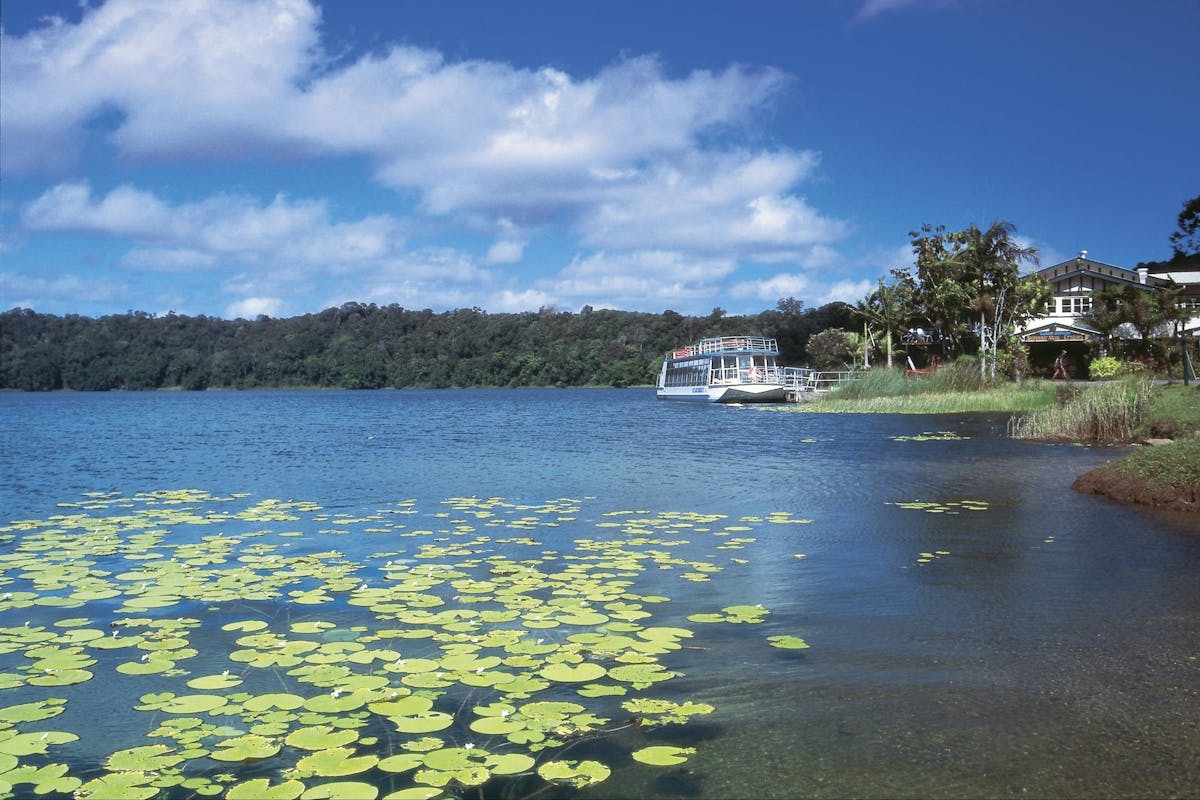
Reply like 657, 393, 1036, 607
285, 726, 360, 751
300, 781, 378, 799
631, 745, 696, 766
226, 778, 305, 800
210, 734, 282, 762
537, 759, 611, 788
767, 634, 810, 650
539, 662, 607, 683
295, 746, 379, 777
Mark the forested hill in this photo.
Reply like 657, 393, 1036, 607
0, 302, 856, 391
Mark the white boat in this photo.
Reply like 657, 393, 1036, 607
656, 336, 788, 403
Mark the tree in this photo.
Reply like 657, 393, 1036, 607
806, 328, 854, 370
1079, 287, 1128, 356
1169, 194, 1200, 258
854, 276, 911, 368
952, 221, 1042, 381
904, 221, 1043, 380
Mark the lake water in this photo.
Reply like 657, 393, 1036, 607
1, 389, 1197, 799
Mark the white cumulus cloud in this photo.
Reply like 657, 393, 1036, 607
2, 0, 857, 316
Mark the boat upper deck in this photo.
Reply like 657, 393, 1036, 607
668, 336, 778, 359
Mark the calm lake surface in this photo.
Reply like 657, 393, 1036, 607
1, 389, 1197, 799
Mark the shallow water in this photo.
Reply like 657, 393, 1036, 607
1, 389, 1197, 798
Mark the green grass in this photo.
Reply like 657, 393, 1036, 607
1107, 438, 1200, 490
1139, 383, 1200, 438
1008, 378, 1156, 442
776, 386, 1057, 414
770, 362, 1058, 414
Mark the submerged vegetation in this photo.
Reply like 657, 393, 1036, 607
0, 490, 818, 799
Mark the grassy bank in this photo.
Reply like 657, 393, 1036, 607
770, 361, 1058, 414
776, 385, 1056, 414
1007, 378, 1155, 442
1073, 438, 1200, 512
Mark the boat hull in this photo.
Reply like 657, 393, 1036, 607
656, 383, 787, 403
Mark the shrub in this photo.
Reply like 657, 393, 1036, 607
806, 328, 854, 370
1089, 356, 1123, 380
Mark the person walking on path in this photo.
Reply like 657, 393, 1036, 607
1053, 349, 1069, 380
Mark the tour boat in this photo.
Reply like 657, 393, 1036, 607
656, 336, 788, 402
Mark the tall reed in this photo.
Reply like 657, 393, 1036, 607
831, 358, 987, 400
1008, 377, 1155, 443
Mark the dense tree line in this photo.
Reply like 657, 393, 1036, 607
0, 301, 857, 391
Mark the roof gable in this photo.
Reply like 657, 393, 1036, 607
1037, 256, 1138, 283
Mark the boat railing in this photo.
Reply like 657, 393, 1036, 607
710, 365, 786, 385
693, 336, 778, 355
783, 367, 858, 393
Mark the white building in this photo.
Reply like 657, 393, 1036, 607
1018, 250, 1200, 347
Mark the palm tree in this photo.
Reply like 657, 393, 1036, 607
954, 221, 1040, 381
854, 277, 910, 368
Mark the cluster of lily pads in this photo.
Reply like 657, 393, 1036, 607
885, 499, 991, 515
0, 490, 812, 799
914, 550, 952, 565
889, 431, 969, 442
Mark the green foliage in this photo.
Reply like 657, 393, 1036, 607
1088, 356, 1124, 379
1138, 383, 1200, 439
1110, 438, 1200, 488
903, 221, 1043, 381
1009, 377, 1155, 443
806, 327, 854, 369
1169, 193, 1200, 258
0, 302, 859, 391
829, 366, 910, 399
792, 382, 1055, 414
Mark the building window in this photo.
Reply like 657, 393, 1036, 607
1060, 296, 1091, 314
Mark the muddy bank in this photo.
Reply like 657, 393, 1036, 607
1073, 462, 1200, 513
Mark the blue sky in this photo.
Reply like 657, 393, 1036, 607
1, 0, 1197, 320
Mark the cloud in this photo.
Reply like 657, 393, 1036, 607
818, 279, 874, 305
0, 270, 130, 310
545, 250, 737, 313
2, 3, 831, 255
226, 296, 286, 319
22, 182, 404, 270
120, 247, 218, 272
575, 150, 847, 258
22, 182, 174, 236
730, 273, 812, 303
0, 0, 319, 171
2, 0, 858, 316
851, 0, 961, 24
483, 239, 525, 264
483, 221, 526, 264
